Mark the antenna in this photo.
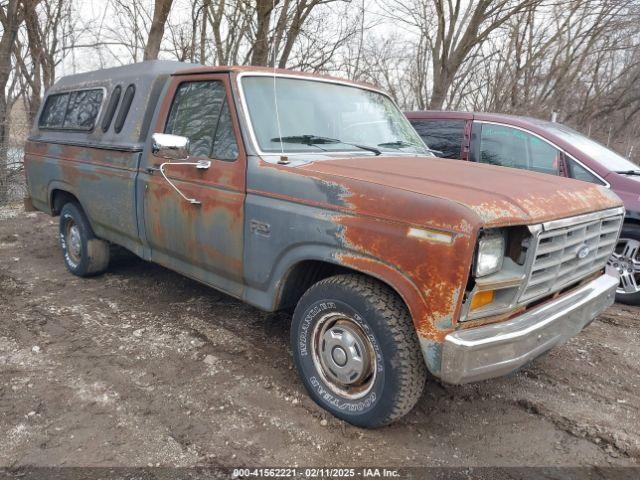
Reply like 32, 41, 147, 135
271, 0, 288, 165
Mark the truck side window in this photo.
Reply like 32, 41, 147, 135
566, 157, 605, 185
165, 80, 238, 160
480, 124, 560, 175
409, 119, 465, 159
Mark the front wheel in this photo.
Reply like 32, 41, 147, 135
290, 274, 426, 428
608, 224, 640, 306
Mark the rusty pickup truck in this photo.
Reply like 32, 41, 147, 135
24, 61, 624, 427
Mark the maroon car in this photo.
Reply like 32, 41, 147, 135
406, 111, 640, 305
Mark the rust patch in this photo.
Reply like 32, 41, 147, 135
333, 212, 475, 342
299, 155, 623, 227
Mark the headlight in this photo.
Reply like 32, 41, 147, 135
475, 229, 505, 277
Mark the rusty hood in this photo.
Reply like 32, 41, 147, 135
298, 155, 622, 227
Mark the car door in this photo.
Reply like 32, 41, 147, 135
471, 122, 561, 176
140, 73, 247, 294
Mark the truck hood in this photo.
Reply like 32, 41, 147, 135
298, 155, 622, 227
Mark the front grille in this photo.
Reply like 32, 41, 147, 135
519, 212, 623, 302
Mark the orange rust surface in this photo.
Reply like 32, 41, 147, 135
336, 218, 475, 342
300, 155, 622, 227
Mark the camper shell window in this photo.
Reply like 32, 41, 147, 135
39, 88, 105, 131
114, 84, 136, 134
101, 85, 122, 132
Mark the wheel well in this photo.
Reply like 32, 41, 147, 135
275, 260, 405, 313
50, 190, 79, 216
624, 217, 640, 228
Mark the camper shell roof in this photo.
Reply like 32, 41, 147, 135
29, 60, 196, 151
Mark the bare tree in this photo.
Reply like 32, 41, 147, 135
3, 0, 640, 182
384, 0, 543, 108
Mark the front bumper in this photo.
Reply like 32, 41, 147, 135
438, 273, 618, 384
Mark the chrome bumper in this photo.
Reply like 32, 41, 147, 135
439, 273, 618, 384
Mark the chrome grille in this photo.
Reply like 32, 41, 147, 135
520, 211, 623, 302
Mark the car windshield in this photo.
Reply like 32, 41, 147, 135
241, 76, 429, 155
545, 122, 639, 172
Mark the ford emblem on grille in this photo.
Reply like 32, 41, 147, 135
576, 244, 590, 259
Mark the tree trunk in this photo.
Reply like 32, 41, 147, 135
199, 0, 210, 64
251, 0, 276, 66
143, 0, 174, 61
429, 60, 452, 109
0, 0, 22, 204
23, 0, 43, 122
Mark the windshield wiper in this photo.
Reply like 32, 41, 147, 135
271, 134, 381, 155
615, 170, 640, 176
378, 140, 443, 156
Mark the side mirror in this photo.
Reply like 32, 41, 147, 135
152, 133, 190, 161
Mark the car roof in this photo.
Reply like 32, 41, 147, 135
405, 110, 561, 129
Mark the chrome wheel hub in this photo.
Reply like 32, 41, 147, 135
608, 238, 640, 295
311, 313, 376, 399
66, 223, 82, 263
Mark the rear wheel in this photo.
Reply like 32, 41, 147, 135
291, 274, 426, 428
608, 224, 640, 305
59, 202, 110, 277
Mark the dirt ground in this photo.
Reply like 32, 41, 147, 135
1, 204, 639, 469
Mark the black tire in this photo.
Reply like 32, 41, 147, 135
59, 202, 110, 277
613, 223, 640, 306
291, 274, 426, 428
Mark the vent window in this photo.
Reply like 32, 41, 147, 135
101, 85, 122, 132
114, 84, 135, 134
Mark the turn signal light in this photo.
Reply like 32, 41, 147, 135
470, 290, 495, 310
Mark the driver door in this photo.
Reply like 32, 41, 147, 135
140, 73, 247, 294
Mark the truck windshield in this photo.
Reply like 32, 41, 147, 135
241, 76, 429, 155
545, 123, 639, 173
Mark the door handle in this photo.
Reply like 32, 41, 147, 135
146, 166, 160, 175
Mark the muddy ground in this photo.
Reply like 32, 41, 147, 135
1, 204, 639, 469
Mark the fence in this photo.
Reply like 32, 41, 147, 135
0, 120, 29, 206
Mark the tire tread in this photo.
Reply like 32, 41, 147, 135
296, 273, 426, 427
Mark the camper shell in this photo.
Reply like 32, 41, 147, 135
30, 61, 195, 152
